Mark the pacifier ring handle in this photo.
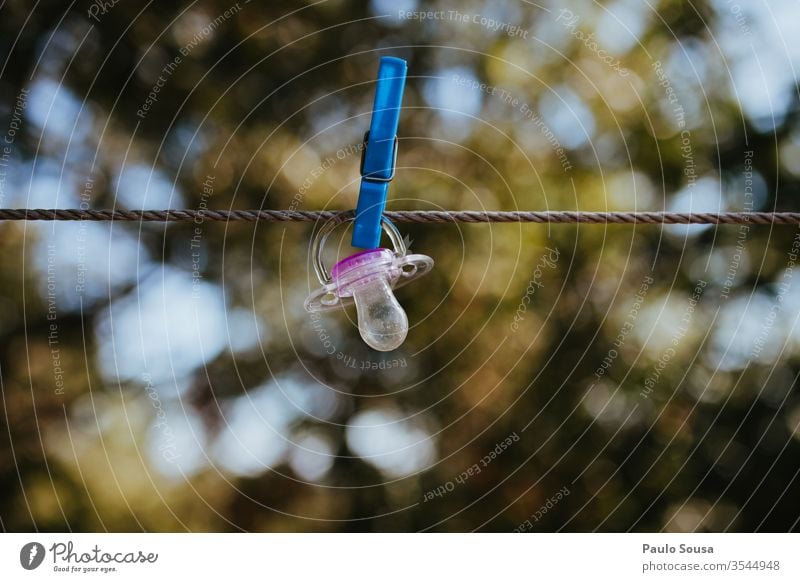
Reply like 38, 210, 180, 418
312, 215, 407, 285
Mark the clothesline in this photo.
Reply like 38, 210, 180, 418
0, 209, 797, 224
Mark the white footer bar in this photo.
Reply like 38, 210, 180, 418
1, 533, 796, 581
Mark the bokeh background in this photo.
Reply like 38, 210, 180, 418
1, 0, 800, 532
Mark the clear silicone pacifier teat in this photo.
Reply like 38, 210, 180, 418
334, 249, 409, 351
304, 216, 433, 351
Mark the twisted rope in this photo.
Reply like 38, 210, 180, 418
0, 209, 798, 224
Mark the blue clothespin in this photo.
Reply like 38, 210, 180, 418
352, 56, 408, 249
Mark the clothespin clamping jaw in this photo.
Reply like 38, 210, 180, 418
304, 57, 435, 352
